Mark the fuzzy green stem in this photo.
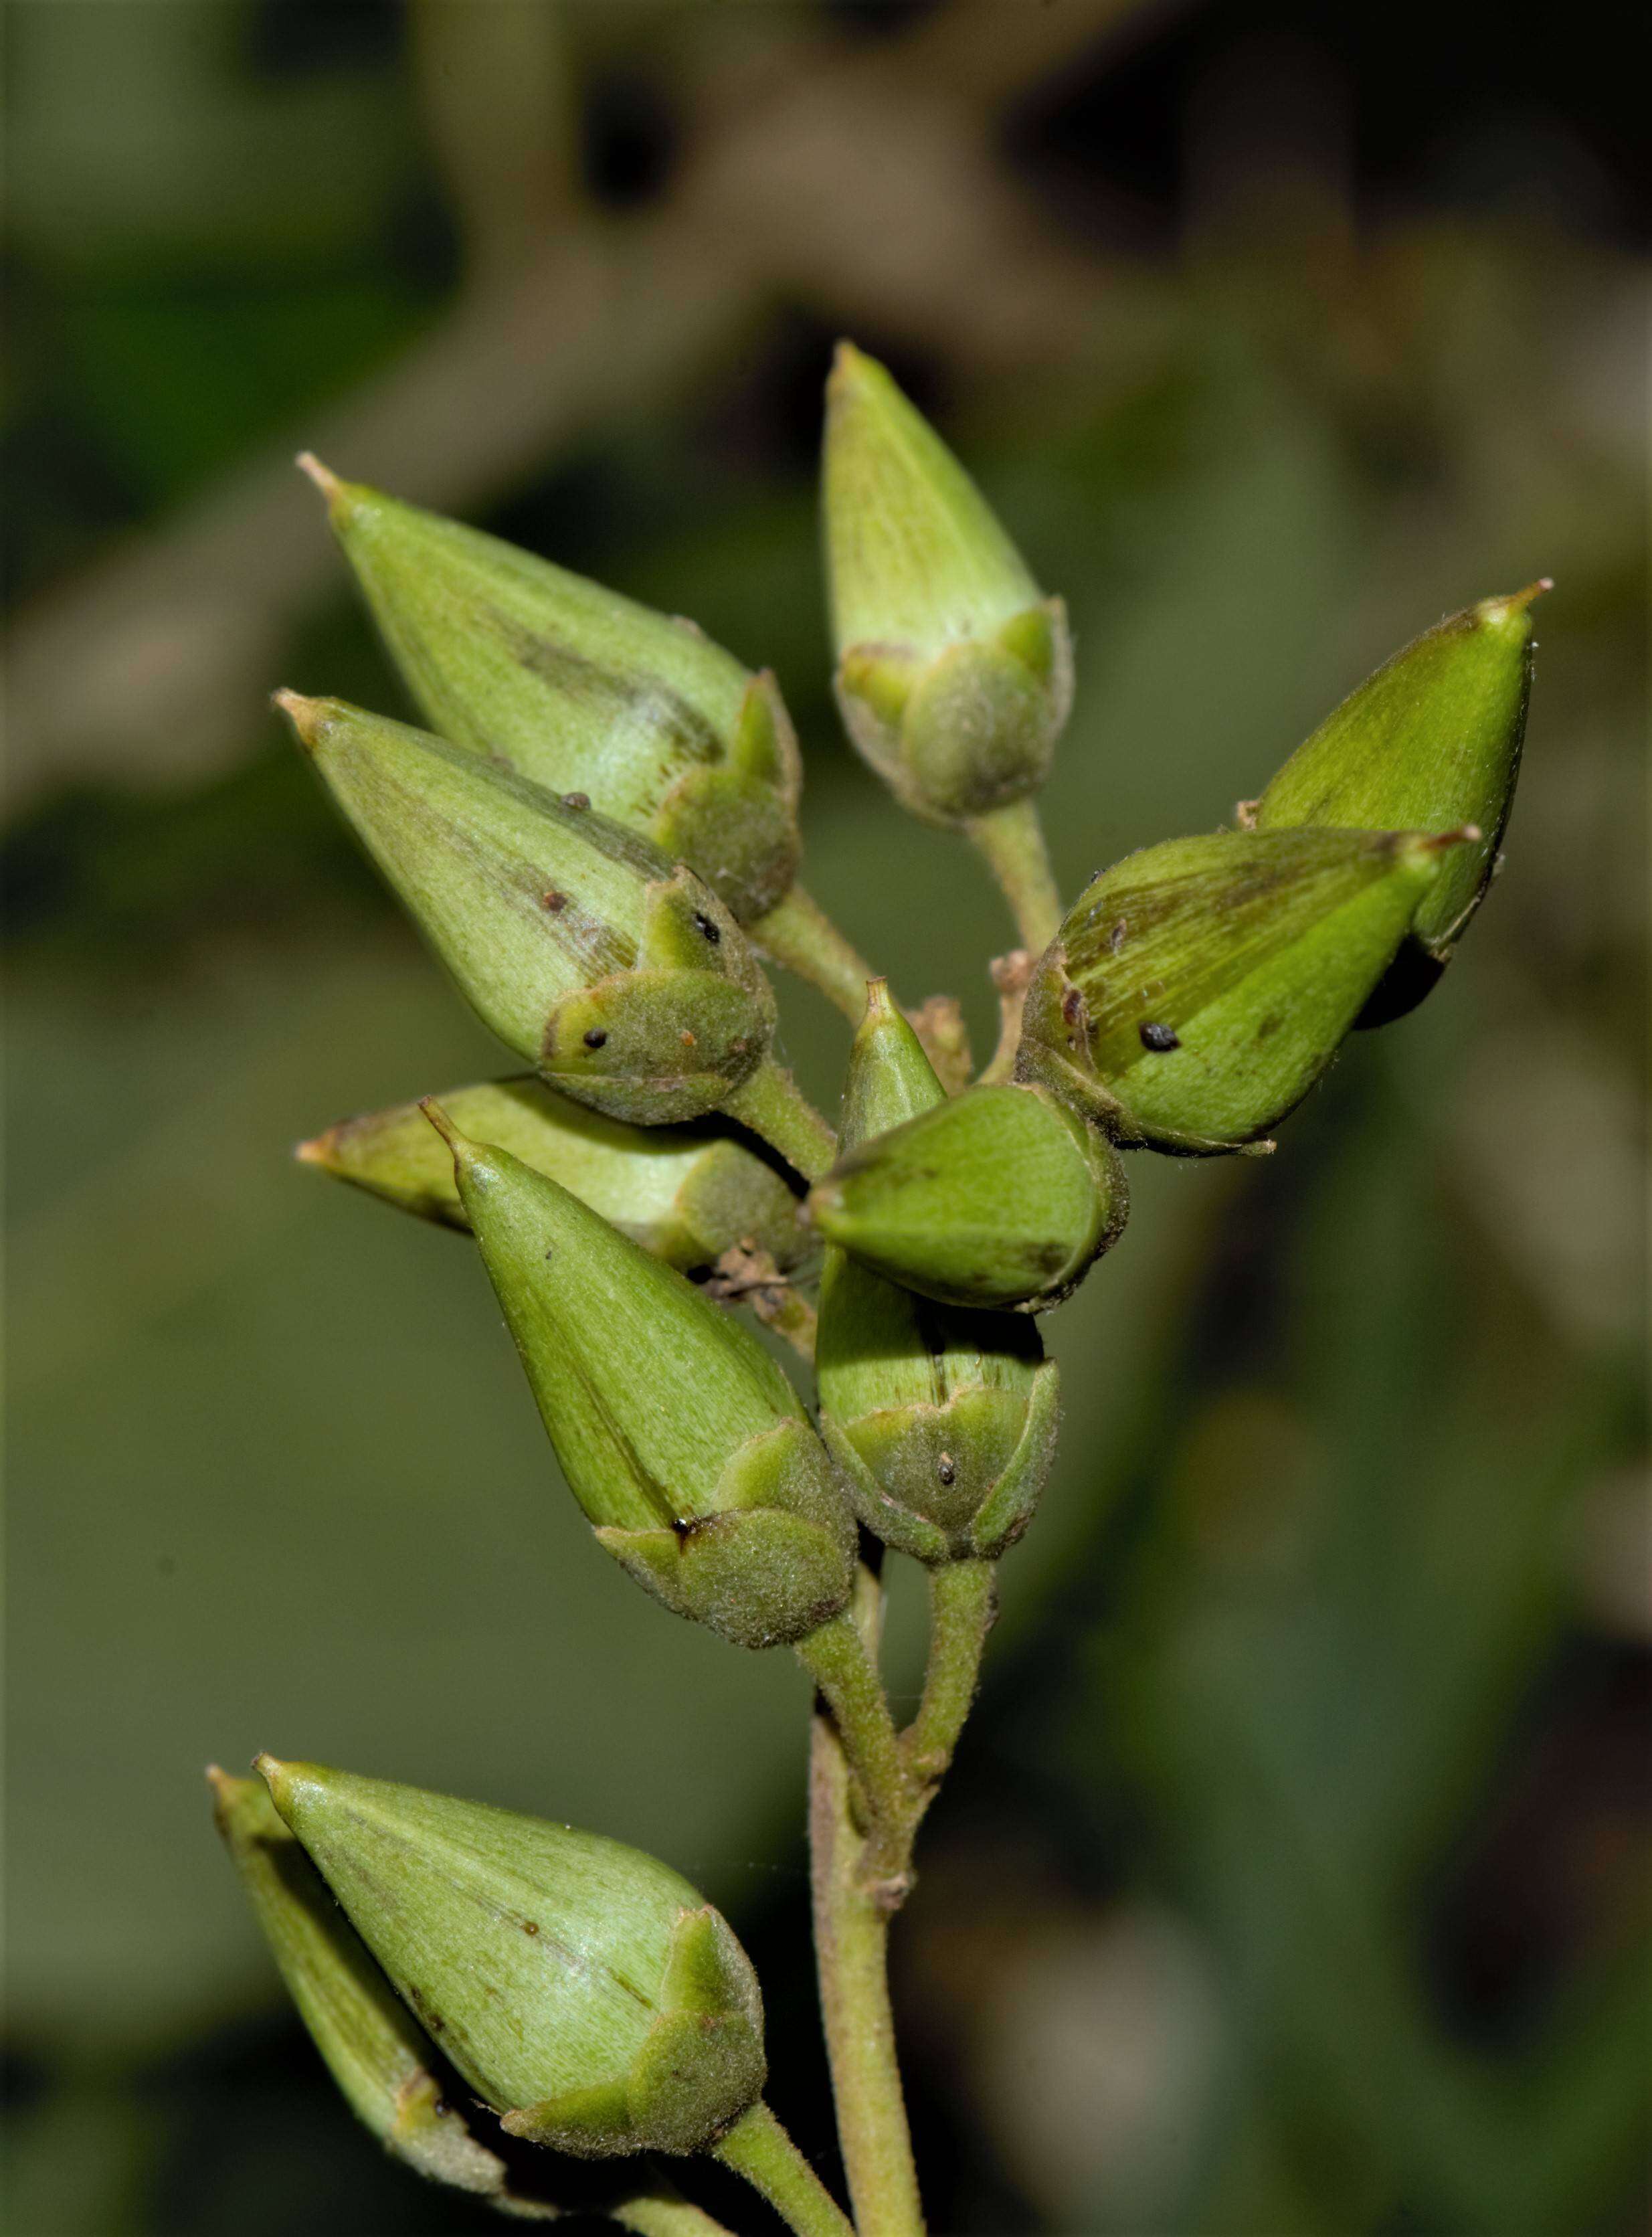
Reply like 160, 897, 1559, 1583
796, 1607, 911, 1847
711, 2101, 855, 2237
613, 2174, 739, 2237
903, 1558, 997, 1787
721, 1058, 838, 1182
749, 884, 879, 1023
808, 1594, 927, 2237
963, 796, 1063, 954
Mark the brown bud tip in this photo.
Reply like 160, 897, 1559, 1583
418, 1096, 460, 1148
252, 1751, 285, 1787
861, 976, 895, 1020
295, 450, 341, 499
272, 688, 329, 751
1428, 823, 1482, 851
293, 1134, 331, 1168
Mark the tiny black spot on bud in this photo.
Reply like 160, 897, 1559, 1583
1061, 987, 1083, 1026
523, 1920, 539, 1935
692, 910, 721, 944
1109, 920, 1127, 954
1138, 1020, 1180, 1052
937, 1454, 956, 1486
583, 1027, 608, 1049
541, 889, 567, 912
562, 790, 591, 810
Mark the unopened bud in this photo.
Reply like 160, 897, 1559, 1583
207, 1768, 547, 2210
824, 345, 1072, 827
257, 1757, 766, 2158
1017, 826, 1463, 1153
300, 459, 802, 925
277, 693, 775, 1127
297, 1077, 809, 1275
1255, 586, 1542, 1009
809, 1081, 1125, 1314
426, 1103, 854, 1647
815, 986, 1059, 1559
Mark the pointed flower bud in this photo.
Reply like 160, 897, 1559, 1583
1255, 586, 1542, 968
298, 1076, 810, 1274
823, 344, 1073, 827
815, 986, 1059, 1560
1016, 826, 1465, 1154
427, 1104, 854, 1647
278, 693, 775, 1128
208, 1768, 548, 2210
257, 1758, 767, 2159
299, 460, 803, 925
809, 1081, 1126, 1315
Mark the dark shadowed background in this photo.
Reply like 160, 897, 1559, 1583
3, 3, 1647, 2232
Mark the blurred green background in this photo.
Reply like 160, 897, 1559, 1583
3, 3, 1646, 2232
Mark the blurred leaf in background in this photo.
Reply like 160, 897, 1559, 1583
3, 1, 1645, 2232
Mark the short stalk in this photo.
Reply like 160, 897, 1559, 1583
711, 2101, 855, 2237
749, 885, 879, 1023
963, 796, 1063, 955
796, 1607, 910, 1853
904, 1559, 997, 1788
721, 1059, 838, 1183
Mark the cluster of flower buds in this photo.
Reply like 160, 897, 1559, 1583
223, 345, 1544, 2200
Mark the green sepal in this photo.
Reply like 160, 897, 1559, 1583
1256, 586, 1542, 966
298, 1076, 810, 1273
257, 1759, 768, 2159
823, 343, 1071, 826
596, 1419, 857, 1651
809, 1081, 1127, 1314
306, 466, 804, 923
1016, 826, 1456, 1154
278, 693, 779, 1127
431, 1111, 854, 1642
207, 1770, 542, 2208
814, 984, 1062, 1553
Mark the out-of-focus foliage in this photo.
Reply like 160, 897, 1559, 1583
3, 1, 1645, 2232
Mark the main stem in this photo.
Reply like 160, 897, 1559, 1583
963, 796, 1063, 956
806, 1570, 925, 2237
712, 2102, 855, 2237
749, 884, 879, 1023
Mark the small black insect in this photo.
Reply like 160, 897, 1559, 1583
541, 889, 567, 912
937, 1454, 957, 1486
1138, 1020, 1180, 1052
583, 1027, 608, 1049
561, 790, 591, 810
692, 910, 721, 944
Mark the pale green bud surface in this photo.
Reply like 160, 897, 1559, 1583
809, 1081, 1126, 1315
278, 692, 775, 1126
1017, 826, 1459, 1154
258, 1758, 767, 2158
302, 460, 803, 925
298, 1076, 809, 1274
207, 1769, 546, 2210
824, 344, 1073, 826
427, 1104, 855, 1647
1256, 586, 1541, 960
816, 986, 1059, 1560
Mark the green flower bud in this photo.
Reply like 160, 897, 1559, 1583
298, 1076, 809, 1275
278, 693, 775, 1128
808, 1081, 1126, 1315
207, 1768, 549, 2212
1016, 826, 1465, 1154
300, 458, 802, 925
823, 343, 1072, 827
815, 986, 1059, 1560
426, 1103, 855, 1647
1255, 586, 1542, 988
256, 1757, 767, 2159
